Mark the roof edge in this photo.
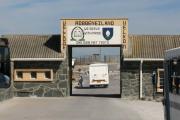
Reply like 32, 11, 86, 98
124, 58, 164, 61
11, 58, 65, 61
2, 34, 60, 37
60, 18, 128, 20
128, 34, 180, 36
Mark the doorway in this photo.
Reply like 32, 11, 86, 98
68, 45, 122, 97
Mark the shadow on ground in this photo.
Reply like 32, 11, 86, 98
71, 94, 121, 98
74, 86, 108, 89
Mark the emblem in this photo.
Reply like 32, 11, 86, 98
71, 27, 84, 41
102, 28, 113, 40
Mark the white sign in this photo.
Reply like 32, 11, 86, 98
67, 26, 121, 45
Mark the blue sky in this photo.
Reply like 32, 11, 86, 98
0, 0, 180, 35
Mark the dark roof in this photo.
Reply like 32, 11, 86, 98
3, 34, 180, 60
124, 35, 180, 59
3, 35, 63, 59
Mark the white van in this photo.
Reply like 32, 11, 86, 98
89, 63, 109, 87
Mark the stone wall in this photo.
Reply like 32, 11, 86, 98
0, 88, 13, 101
1, 59, 164, 100
142, 73, 153, 99
121, 61, 140, 99
13, 60, 68, 97
121, 61, 164, 100
142, 61, 164, 100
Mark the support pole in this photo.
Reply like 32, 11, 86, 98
140, 60, 143, 99
9, 61, 14, 98
10, 61, 14, 86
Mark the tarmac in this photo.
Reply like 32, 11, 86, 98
0, 97, 164, 120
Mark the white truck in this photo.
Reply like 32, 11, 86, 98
89, 63, 109, 88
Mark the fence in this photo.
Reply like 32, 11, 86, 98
74, 55, 120, 65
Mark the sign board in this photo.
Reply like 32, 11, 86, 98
61, 19, 128, 51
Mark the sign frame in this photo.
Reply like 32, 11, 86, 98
61, 18, 128, 52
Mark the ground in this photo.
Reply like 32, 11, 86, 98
0, 97, 164, 120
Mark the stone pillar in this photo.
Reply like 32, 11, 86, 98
121, 61, 140, 99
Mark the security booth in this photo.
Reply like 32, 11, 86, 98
0, 38, 11, 88
60, 18, 128, 96
0, 37, 12, 102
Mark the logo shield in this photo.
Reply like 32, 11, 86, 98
102, 28, 113, 40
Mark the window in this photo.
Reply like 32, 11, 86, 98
157, 69, 164, 93
17, 71, 23, 79
14, 69, 53, 81
0, 47, 9, 62
31, 72, 37, 79
45, 71, 51, 79
169, 59, 180, 95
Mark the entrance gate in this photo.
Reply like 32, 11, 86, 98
61, 18, 128, 97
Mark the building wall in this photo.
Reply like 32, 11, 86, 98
142, 61, 163, 100
0, 59, 164, 100
121, 61, 140, 99
0, 87, 13, 101
121, 61, 163, 100
13, 60, 68, 97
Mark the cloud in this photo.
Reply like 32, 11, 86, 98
0, 0, 180, 35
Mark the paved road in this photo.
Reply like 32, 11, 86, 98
0, 97, 164, 120
72, 71, 120, 95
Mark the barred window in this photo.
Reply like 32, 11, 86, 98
14, 69, 53, 81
